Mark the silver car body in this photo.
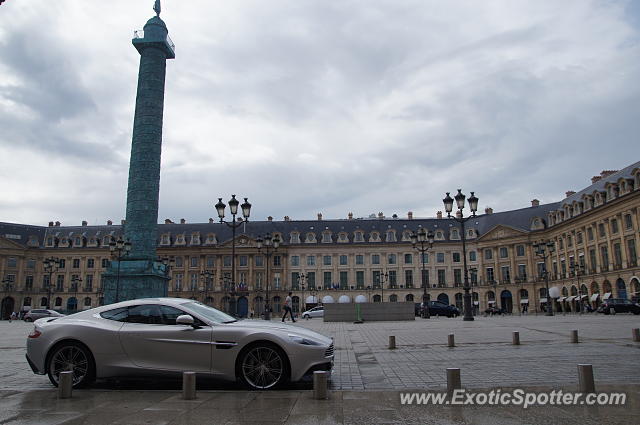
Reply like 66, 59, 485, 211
302, 306, 324, 318
24, 309, 65, 322
26, 298, 333, 386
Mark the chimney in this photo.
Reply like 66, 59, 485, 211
600, 170, 618, 179
485, 207, 493, 214
531, 199, 540, 207
48, 221, 54, 227
55, 221, 61, 226
180, 218, 186, 224
284, 216, 290, 221
377, 212, 384, 219
208, 218, 214, 224
107, 220, 112, 225
82, 220, 88, 226
121, 219, 126, 225
165, 219, 173, 224
436, 211, 442, 219
268, 216, 273, 221
407, 211, 413, 220
317, 213, 323, 221
348, 212, 353, 220
591, 175, 602, 184
565, 191, 576, 198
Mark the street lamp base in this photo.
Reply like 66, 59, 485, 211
463, 316, 475, 321
264, 311, 271, 320
545, 312, 554, 316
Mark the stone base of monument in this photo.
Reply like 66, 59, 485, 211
102, 260, 170, 305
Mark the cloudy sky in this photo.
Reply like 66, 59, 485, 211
1, 0, 639, 226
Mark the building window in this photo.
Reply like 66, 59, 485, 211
470, 269, 478, 285
174, 273, 183, 291
25, 275, 34, 291
223, 256, 231, 267
499, 247, 508, 258
372, 254, 380, 265
600, 246, 609, 269
291, 256, 300, 266
436, 253, 445, 263
420, 253, 429, 264
518, 264, 527, 279
239, 256, 248, 267
628, 240, 637, 266
86, 258, 94, 268
356, 271, 364, 289
469, 251, 476, 261
486, 267, 494, 283
421, 269, 429, 287
484, 249, 493, 260
576, 232, 583, 245
101, 258, 109, 268
388, 270, 397, 288
85, 275, 93, 291
175, 257, 184, 267
613, 243, 622, 267
516, 245, 525, 256
190, 273, 198, 290
388, 254, 396, 265
307, 255, 316, 266
587, 227, 594, 241
339, 271, 348, 289
405, 270, 413, 288
404, 253, 413, 264
306, 233, 317, 243
27, 259, 36, 269
322, 233, 332, 243
273, 256, 282, 267
323, 272, 332, 288
291, 272, 300, 290
354, 232, 364, 242
452, 252, 461, 263
355, 254, 364, 265
290, 233, 300, 244
323, 255, 332, 266
624, 214, 633, 230
255, 255, 263, 267
611, 219, 619, 234
437, 270, 446, 286
71, 259, 80, 269
190, 256, 199, 268
454, 269, 462, 286
56, 275, 64, 291
339, 255, 348, 265
567, 235, 573, 247
598, 223, 606, 238
372, 271, 381, 289
206, 256, 215, 267
307, 272, 316, 289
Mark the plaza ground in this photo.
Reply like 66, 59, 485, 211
1, 314, 639, 423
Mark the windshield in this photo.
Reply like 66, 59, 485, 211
183, 302, 237, 324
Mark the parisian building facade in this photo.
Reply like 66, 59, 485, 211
1, 161, 639, 319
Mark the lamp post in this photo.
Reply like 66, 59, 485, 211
443, 189, 479, 321
533, 240, 555, 316
570, 262, 584, 314
200, 270, 214, 303
70, 275, 81, 312
299, 272, 306, 314
379, 271, 388, 303
43, 257, 60, 309
256, 232, 280, 320
366, 285, 372, 303
411, 227, 435, 318
109, 236, 132, 303
215, 195, 251, 317
159, 256, 175, 296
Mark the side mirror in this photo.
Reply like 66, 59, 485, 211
176, 314, 195, 326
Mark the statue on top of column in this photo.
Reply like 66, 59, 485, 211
153, 0, 161, 17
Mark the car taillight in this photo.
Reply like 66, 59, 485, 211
28, 329, 41, 339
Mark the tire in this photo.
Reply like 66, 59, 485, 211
46, 342, 95, 388
237, 343, 289, 390
303, 314, 309, 320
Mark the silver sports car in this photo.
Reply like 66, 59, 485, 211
26, 298, 334, 390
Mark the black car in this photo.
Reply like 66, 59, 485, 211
416, 302, 460, 317
484, 306, 506, 315
597, 299, 640, 315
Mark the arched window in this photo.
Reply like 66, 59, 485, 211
520, 289, 529, 299
55, 297, 62, 307
272, 296, 281, 313
616, 278, 627, 299
539, 287, 547, 298
454, 293, 463, 309
570, 286, 578, 296
389, 294, 398, 302
487, 291, 495, 301
405, 294, 414, 302
40, 297, 48, 307
23, 297, 32, 306
83, 297, 91, 307
372, 295, 381, 302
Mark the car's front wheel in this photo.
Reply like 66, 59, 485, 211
46, 342, 95, 388
238, 343, 288, 390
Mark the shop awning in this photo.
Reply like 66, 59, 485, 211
322, 295, 335, 304
305, 295, 318, 304
338, 295, 351, 303
590, 294, 599, 302
520, 299, 529, 304
566, 296, 576, 302
354, 295, 367, 303
603, 292, 612, 300
580, 295, 588, 300
488, 300, 496, 304
539, 297, 548, 303
557, 297, 566, 302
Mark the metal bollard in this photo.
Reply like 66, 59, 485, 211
58, 371, 73, 399
446, 368, 461, 394
633, 328, 640, 342
448, 334, 455, 347
577, 364, 595, 393
388, 335, 396, 349
571, 330, 579, 343
313, 371, 328, 400
182, 371, 197, 400
512, 331, 520, 345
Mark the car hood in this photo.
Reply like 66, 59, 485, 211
224, 320, 333, 345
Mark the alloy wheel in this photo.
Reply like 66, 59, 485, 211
49, 345, 89, 386
241, 345, 284, 389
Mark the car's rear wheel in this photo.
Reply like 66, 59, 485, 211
238, 343, 288, 390
46, 342, 95, 388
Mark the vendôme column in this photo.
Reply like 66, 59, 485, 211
103, 1, 175, 304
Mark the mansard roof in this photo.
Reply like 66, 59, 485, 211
563, 160, 640, 205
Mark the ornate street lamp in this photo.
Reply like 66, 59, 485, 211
109, 236, 132, 303
43, 257, 61, 309
256, 232, 280, 320
299, 272, 306, 314
379, 271, 388, 303
215, 195, 251, 316
570, 262, 584, 315
443, 189, 478, 321
200, 270, 214, 303
533, 240, 556, 316
411, 227, 435, 318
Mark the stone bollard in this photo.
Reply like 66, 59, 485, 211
609, 307, 616, 315
182, 371, 197, 400
633, 328, 640, 342
571, 330, 579, 343
577, 364, 596, 393
58, 371, 73, 399
512, 331, 520, 345
446, 368, 461, 394
448, 334, 455, 347
313, 371, 328, 400
388, 335, 396, 350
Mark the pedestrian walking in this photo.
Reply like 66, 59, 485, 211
282, 292, 296, 323
10, 311, 17, 322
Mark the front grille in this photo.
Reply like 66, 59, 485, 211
324, 343, 334, 358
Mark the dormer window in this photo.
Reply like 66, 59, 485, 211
175, 234, 185, 245
338, 232, 348, 243
322, 232, 332, 243
46, 237, 54, 247
354, 231, 364, 242
435, 231, 445, 240
204, 233, 217, 245
402, 231, 412, 241
190, 233, 201, 246
289, 232, 300, 244
369, 232, 380, 242
161, 234, 170, 245
28, 236, 40, 247
450, 229, 459, 240
74, 236, 82, 247
385, 230, 396, 242
102, 235, 111, 246
467, 229, 475, 238
305, 232, 317, 243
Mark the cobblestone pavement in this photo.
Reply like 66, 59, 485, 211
2, 314, 640, 391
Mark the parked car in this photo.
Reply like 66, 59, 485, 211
302, 306, 324, 319
26, 298, 334, 390
23, 309, 65, 322
415, 302, 460, 317
597, 299, 640, 315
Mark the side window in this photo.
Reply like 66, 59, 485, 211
159, 305, 187, 325
127, 304, 163, 324
100, 307, 129, 322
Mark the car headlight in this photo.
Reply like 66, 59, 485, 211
288, 334, 322, 346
